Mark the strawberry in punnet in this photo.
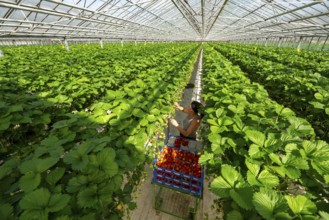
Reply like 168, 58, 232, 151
174, 138, 182, 148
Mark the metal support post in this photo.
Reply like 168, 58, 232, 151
100, 39, 104, 49
277, 37, 282, 47
315, 37, 321, 51
307, 37, 314, 50
64, 39, 70, 51
320, 35, 329, 51
297, 37, 303, 49
0, 49, 4, 57
265, 38, 268, 46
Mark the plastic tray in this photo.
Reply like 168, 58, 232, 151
153, 144, 204, 197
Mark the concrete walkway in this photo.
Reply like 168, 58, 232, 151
125, 48, 221, 220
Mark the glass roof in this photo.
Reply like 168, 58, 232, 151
0, 0, 328, 41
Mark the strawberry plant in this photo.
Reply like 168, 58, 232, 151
0, 43, 202, 218
213, 43, 329, 142
200, 44, 329, 219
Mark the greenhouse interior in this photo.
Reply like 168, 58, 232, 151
0, 0, 329, 219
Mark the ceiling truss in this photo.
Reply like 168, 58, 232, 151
0, 0, 328, 41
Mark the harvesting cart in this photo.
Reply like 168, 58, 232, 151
152, 135, 204, 219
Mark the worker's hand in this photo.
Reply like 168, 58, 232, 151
174, 102, 182, 110
170, 119, 179, 127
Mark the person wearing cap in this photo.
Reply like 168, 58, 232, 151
170, 101, 204, 140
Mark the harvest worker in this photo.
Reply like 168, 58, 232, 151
170, 101, 204, 140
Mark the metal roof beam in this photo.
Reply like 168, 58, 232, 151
205, 0, 229, 37
289, 11, 329, 23
244, 1, 323, 29
171, 0, 202, 37
42, 0, 173, 33
0, 1, 177, 38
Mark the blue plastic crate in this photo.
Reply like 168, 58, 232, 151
153, 144, 204, 197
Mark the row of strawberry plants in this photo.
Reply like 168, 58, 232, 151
238, 43, 329, 63
0, 44, 201, 219
212, 43, 329, 142
0, 43, 194, 155
200, 44, 329, 219
222, 43, 329, 77
0, 43, 187, 110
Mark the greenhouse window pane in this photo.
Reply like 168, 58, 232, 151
21, 0, 39, 7
0, 7, 9, 17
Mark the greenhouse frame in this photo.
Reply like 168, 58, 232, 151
0, 0, 328, 49
1, 1, 329, 220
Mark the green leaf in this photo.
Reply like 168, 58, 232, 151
245, 160, 260, 176
94, 114, 113, 124
274, 212, 292, 220
285, 195, 316, 215
199, 153, 214, 164
46, 168, 65, 186
314, 92, 323, 101
48, 194, 71, 212
20, 188, 51, 210
98, 184, 113, 205
253, 188, 286, 220
0, 203, 13, 219
246, 130, 265, 147
269, 153, 282, 165
63, 149, 89, 171
210, 176, 231, 198
222, 116, 234, 126
279, 108, 295, 117
221, 164, 245, 187
302, 141, 317, 156
229, 188, 253, 210
208, 133, 223, 153
147, 114, 156, 122
257, 170, 279, 188
210, 125, 224, 134
215, 108, 225, 118
66, 175, 88, 193
19, 172, 41, 192
325, 108, 329, 115
309, 101, 325, 109
19, 157, 58, 174
268, 166, 286, 177
96, 148, 118, 177
319, 211, 329, 220
132, 108, 145, 118
140, 118, 148, 126
0, 116, 11, 131
227, 210, 243, 220
9, 105, 23, 112
249, 144, 264, 158
207, 119, 218, 127
247, 171, 261, 186
324, 175, 329, 184
77, 185, 98, 208
284, 167, 301, 179
264, 133, 282, 150
284, 156, 309, 170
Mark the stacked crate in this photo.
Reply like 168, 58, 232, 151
153, 136, 204, 197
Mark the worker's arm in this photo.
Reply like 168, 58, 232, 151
170, 119, 200, 137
